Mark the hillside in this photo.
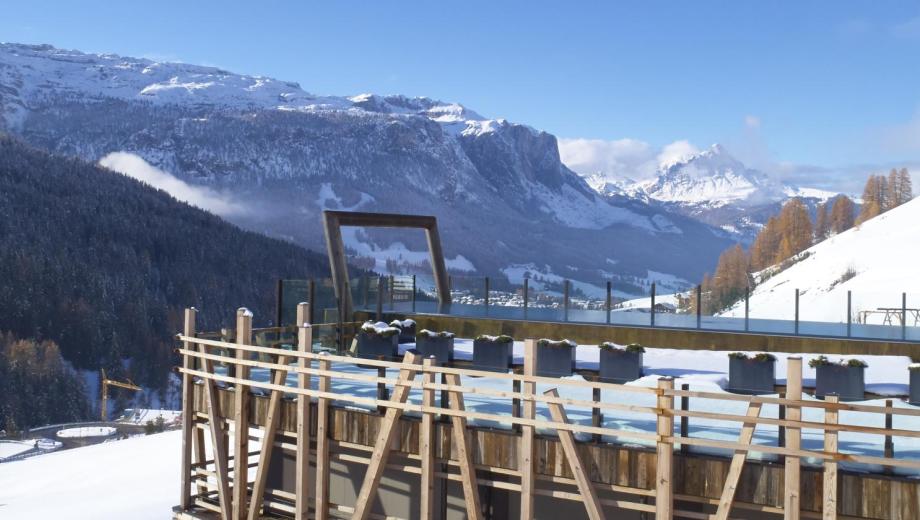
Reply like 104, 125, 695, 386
0, 43, 734, 293
721, 196, 920, 322
0, 136, 328, 400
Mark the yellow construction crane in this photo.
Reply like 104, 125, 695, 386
100, 369, 142, 421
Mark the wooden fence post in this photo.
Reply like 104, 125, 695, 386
785, 356, 803, 520
420, 357, 437, 520
520, 339, 537, 520
823, 394, 838, 520
656, 377, 674, 520
315, 356, 331, 520
233, 308, 253, 520
179, 307, 197, 510
295, 303, 312, 520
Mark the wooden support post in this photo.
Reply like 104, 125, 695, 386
315, 356, 331, 520
352, 351, 422, 520
714, 401, 763, 520
180, 308, 197, 510
233, 308, 253, 520
520, 339, 537, 520
199, 322, 232, 518
512, 379, 522, 434
247, 347, 292, 520
545, 388, 605, 520
295, 304, 312, 520
420, 357, 437, 520
785, 356, 803, 520
656, 377, 674, 520
823, 394, 838, 520
445, 372, 484, 520
377, 358, 389, 413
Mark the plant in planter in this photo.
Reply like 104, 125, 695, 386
809, 356, 867, 401
416, 329, 455, 364
598, 342, 644, 383
389, 318, 417, 344
355, 321, 400, 360
726, 352, 776, 394
472, 334, 515, 373
910, 364, 920, 406
536, 339, 577, 377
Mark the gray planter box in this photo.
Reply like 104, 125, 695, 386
472, 339, 514, 373
599, 350, 643, 383
536, 342, 576, 377
416, 335, 454, 364
727, 358, 775, 394
356, 334, 399, 360
395, 322, 416, 344
815, 364, 865, 401
910, 370, 920, 406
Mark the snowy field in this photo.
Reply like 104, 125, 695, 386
0, 431, 180, 519
0, 440, 34, 460
56, 426, 117, 438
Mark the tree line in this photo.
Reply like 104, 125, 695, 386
695, 169, 913, 314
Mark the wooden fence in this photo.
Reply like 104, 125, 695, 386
174, 305, 920, 520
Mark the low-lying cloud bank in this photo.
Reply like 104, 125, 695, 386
98, 152, 246, 217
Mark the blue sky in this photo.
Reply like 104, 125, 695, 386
3, 1, 919, 191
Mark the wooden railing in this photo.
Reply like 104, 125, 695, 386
175, 305, 920, 520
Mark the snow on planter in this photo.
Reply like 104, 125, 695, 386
910, 364, 920, 406
727, 352, 776, 394
810, 356, 867, 401
355, 321, 399, 360
416, 329, 455, 364
598, 342, 644, 383
56, 426, 117, 439
472, 335, 514, 373
536, 339, 577, 377
389, 318, 417, 344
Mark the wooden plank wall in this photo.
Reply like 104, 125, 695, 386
190, 385, 920, 519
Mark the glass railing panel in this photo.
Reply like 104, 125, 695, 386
850, 290, 910, 341
448, 275, 487, 317
655, 288, 699, 329
278, 279, 310, 327
797, 289, 847, 338
608, 279, 653, 327
907, 293, 920, 342
743, 287, 796, 336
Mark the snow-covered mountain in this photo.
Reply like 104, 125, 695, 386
721, 196, 920, 322
582, 144, 836, 242
0, 43, 734, 291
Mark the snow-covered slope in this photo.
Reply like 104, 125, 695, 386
0, 42, 734, 287
722, 196, 920, 322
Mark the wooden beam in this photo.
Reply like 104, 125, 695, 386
315, 356, 332, 520
233, 308, 253, 520
180, 307, 197, 510
714, 401, 763, 520
247, 331, 295, 520
785, 357, 803, 520
199, 331, 232, 518
420, 357, 436, 520
823, 394, 838, 520
520, 339, 537, 520
295, 303, 312, 520
445, 372, 483, 520
352, 351, 422, 520
656, 377, 674, 520
544, 388, 605, 520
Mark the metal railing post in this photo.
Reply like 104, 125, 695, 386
744, 286, 750, 332
696, 285, 702, 329
276, 278, 284, 327
484, 277, 490, 311
847, 290, 852, 337
563, 280, 570, 322
363, 274, 370, 308
388, 275, 395, 309
412, 274, 417, 313
375, 276, 383, 321
523, 278, 529, 320
795, 288, 800, 335
308, 278, 316, 325
902, 292, 908, 341
606, 281, 612, 324
650, 282, 656, 327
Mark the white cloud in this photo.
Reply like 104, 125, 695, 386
98, 152, 246, 217
880, 109, 920, 152
744, 115, 761, 129
656, 140, 700, 169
